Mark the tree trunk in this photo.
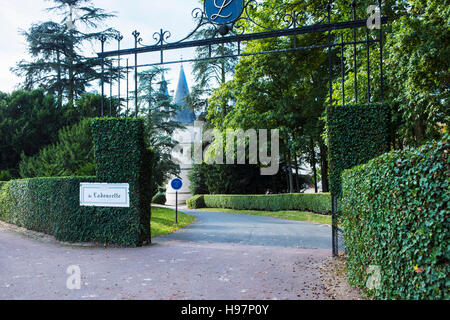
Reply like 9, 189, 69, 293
56, 51, 63, 108
68, 55, 75, 106
310, 138, 318, 193
284, 134, 294, 194
414, 114, 426, 145
294, 153, 300, 192
221, 44, 227, 118
319, 140, 329, 193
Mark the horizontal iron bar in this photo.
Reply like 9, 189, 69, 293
132, 38, 381, 68
98, 17, 388, 58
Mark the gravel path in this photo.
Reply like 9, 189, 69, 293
0, 210, 359, 300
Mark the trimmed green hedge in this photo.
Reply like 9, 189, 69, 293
341, 134, 449, 300
186, 195, 205, 209
327, 104, 391, 197
152, 192, 166, 205
89, 118, 152, 245
0, 177, 95, 236
187, 193, 331, 215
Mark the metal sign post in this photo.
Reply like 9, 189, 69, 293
171, 178, 183, 224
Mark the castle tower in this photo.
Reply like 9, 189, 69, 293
165, 65, 201, 206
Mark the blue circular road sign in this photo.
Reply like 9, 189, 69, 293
205, 0, 244, 25
171, 178, 183, 191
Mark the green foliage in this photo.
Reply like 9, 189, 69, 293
13, 1, 117, 104
189, 162, 288, 195
0, 89, 78, 175
186, 195, 206, 209
341, 134, 449, 300
327, 0, 449, 145
327, 104, 392, 197
0, 177, 95, 236
0, 118, 153, 246
188, 27, 238, 116
188, 164, 209, 195
19, 119, 95, 178
91, 118, 153, 245
0, 177, 148, 245
187, 193, 331, 215
138, 67, 183, 195
152, 192, 166, 205
203, 1, 332, 193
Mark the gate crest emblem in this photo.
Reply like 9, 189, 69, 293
205, 0, 244, 25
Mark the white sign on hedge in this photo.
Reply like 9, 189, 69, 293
80, 183, 130, 208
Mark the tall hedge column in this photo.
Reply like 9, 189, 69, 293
327, 104, 391, 255
92, 118, 152, 246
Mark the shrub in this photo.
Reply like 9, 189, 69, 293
186, 195, 205, 209
187, 193, 331, 214
188, 164, 209, 195
0, 176, 153, 245
19, 119, 95, 178
0, 118, 153, 247
90, 118, 152, 245
0, 177, 95, 236
0, 170, 12, 181
152, 192, 166, 205
341, 134, 449, 300
189, 162, 289, 195
327, 104, 391, 197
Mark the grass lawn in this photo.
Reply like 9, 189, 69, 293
151, 206, 196, 238
196, 208, 332, 225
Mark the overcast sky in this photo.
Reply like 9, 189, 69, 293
0, 0, 201, 95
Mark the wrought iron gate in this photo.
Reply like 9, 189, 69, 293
97, 0, 388, 256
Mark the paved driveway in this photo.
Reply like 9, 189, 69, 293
0, 209, 341, 300
159, 209, 332, 249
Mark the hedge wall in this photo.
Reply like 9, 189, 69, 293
89, 118, 152, 245
186, 195, 205, 209
0, 118, 153, 247
341, 134, 449, 300
187, 193, 331, 215
327, 104, 391, 197
0, 177, 95, 236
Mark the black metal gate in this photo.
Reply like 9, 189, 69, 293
97, 0, 388, 256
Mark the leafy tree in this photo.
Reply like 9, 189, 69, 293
75, 92, 120, 118
327, 0, 448, 145
385, 0, 449, 145
206, 39, 331, 192
0, 170, 13, 182
19, 118, 95, 178
188, 163, 209, 195
187, 28, 238, 118
13, 0, 116, 105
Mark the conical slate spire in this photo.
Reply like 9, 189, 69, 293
174, 65, 196, 124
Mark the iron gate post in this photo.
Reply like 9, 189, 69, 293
100, 35, 106, 118
132, 31, 140, 118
